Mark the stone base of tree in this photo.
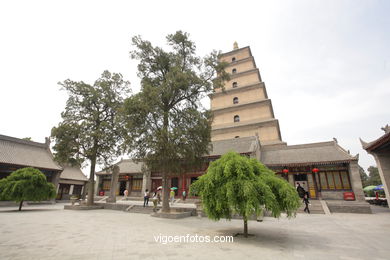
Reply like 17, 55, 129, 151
64, 205, 104, 210
151, 208, 195, 219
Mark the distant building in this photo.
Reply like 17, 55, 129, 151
56, 164, 88, 200
0, 134, 87, 200
96, 159, 145, 197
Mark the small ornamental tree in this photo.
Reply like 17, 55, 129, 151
0, 167, 56, 211
190, 152, 300, 237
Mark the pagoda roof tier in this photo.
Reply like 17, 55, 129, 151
212, 118, 279, 132
220, 46, 252, 58
210, 82, 265, 98
212, 99, 271, 114
229, 68, 261, 81
226, 56, 255, 67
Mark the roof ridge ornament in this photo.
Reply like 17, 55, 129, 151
233, 41, 238, 50
381, 124, 390, 134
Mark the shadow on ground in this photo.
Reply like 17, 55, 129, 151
0, 208, 61, 213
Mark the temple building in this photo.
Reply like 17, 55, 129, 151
96, 44, 368, 210
0, 134, 87, 201
361, 125, 390, 206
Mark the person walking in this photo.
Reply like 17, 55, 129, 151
303, 192, 310, 214
143, 189, 149, 207
123, 189, 128, 199
296, 183, 306, 198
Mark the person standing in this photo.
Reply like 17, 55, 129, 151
143, 189, 149, 207
123, 189, 128, 199
170, 189, 175, 204
182, 190, 187, 201
157, 190, 161, 204
303, 192, 310, 214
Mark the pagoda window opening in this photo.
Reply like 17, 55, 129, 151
234, 115, 240, 122
232, 82, 238, 88
232, 57, 236, 62
235, 136, 240, 138
232, 68, 237, 74
233, 97, 239, 104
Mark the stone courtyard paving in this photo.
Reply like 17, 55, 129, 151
0, 203, 389, 260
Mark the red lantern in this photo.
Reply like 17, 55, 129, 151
125, 175, 129, 180
282, 169, 289, 174
312, 168, 319, 173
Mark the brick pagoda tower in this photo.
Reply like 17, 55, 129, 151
210, 43, 284, 145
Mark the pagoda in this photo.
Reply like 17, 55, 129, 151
210, 43, 284, 145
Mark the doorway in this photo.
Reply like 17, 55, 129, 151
294, 174, 308, 192
119, 181, 126, 195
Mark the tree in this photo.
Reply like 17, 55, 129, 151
359, 166, 369, 187
51, 71, 130, 206
122, 31, 229, 213
367, 166, 382, 186
190, 152, 301, 237
0, 167, 56, 211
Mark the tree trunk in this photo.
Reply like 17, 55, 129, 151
161, 111, 170, 213
18, 200, 23, 211
87, 157, 97, 206
243, 217, 248, 238
161, 173, 170, 213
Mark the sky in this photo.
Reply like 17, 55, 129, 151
0, 0, 389, 174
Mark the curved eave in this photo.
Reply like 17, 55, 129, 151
0, 162, 63, 172
212, 118, 278, 132
265, 159, 356, 167
210, 82, 265, 98
220, 46, 252, 58
212, 99, 271, 114
363, 132, 390, 152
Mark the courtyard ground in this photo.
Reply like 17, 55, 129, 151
0, 203, 389, 260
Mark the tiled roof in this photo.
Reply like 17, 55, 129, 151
0, 134, 62, 171
60, 166, 88, 181
96, 159, 144, 175
261, 141, 356, 166
208, 136, 258, 156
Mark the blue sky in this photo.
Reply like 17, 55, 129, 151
0, 0, 388, 173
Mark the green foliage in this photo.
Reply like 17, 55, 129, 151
123, 31, 229, 170
190, 152, 301, 223
366, 166, 382, 186
121, 31, 229, 211
0, 168, 56, 207
359, 166, 369, 187
51, 70, 130, 166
